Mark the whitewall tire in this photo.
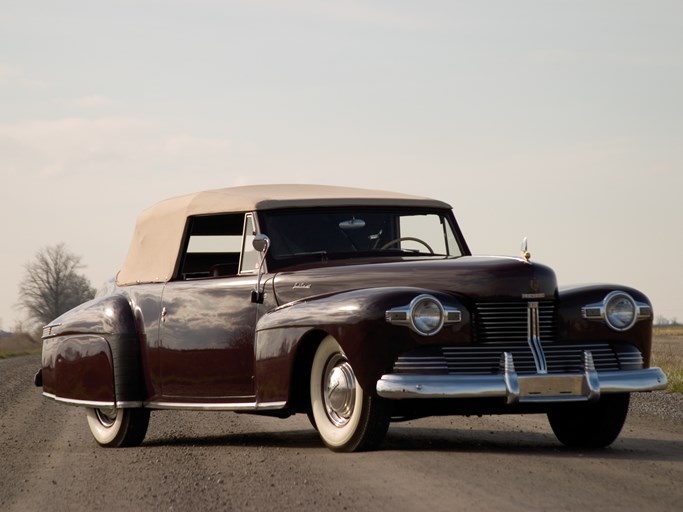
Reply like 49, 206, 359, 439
85, 407, 150, 448
310, 335, 390, 452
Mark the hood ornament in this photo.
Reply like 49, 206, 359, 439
521, 237, 531, 262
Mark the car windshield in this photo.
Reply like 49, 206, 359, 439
259, 208, 463, 264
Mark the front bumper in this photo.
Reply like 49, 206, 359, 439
376, 351, 668, 404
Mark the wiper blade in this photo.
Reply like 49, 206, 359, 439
291, 251, 329, 261
292, 251, 328, 257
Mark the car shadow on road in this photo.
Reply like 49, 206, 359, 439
142, 426, 682, 462
142, 428, 323, 450
383, 426, 683, 462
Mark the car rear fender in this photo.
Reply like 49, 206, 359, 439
41, 294, 146, 407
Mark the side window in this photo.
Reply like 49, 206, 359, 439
177, 213, 247, 279
398, 215, 449, 255
239, 214, 259, 274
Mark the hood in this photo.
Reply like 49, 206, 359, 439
272, 256, 557, 306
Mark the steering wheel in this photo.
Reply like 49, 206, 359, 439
379, 237, 434, 254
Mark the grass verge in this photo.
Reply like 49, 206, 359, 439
652, 326, 683, 393
0, 348, 41, 359
0, 332, 41, 360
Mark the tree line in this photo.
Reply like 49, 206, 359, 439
17, 244, 96, 329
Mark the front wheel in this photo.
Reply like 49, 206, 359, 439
310, 336, 390, 452
547, 393, 630, 449
85, 407, 150, 447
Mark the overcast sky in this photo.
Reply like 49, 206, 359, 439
1, 0, 681, 330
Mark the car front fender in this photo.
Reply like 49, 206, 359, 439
558, 284, 653, 365
254, 287, 470, 404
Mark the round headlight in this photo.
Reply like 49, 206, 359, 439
410, 295, 445, 336
604, 291, 637, 331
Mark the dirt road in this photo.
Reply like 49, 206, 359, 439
2, 355, 681, 512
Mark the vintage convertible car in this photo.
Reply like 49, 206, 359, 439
35, 185, 667, 452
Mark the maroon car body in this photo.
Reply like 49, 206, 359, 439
36, 185, 667, 451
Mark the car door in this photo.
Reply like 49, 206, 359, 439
158, 213, 260, 402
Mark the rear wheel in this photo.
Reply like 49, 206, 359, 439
310, 336, 390, 452
547, 393, 630, 449
85, 407, 150, 447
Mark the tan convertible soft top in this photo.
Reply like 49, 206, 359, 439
116, 184, 451, 285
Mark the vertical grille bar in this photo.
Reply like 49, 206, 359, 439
527, 302, 547, 374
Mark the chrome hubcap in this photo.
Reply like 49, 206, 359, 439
95, 407, 118, 428
323, 354, 356, 427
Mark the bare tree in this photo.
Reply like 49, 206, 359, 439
17, 244, 96, 327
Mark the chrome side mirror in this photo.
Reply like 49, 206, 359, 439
251, 234, 271, 304
252, 234, 270, 253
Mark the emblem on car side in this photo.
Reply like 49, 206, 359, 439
293, 282, 311, 289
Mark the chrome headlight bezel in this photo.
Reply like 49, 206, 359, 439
604, 291, 637, 331
409, 295, 446, 336
581, 290, 651, 332
386, 294, 462, 336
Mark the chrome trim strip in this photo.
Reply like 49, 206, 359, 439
43, 392, 116, 408
43, 392, 286, 411
527, 302, 547, 374
144, 400, 287, 411
116, 400, 145, 408
376, 367, 668, 401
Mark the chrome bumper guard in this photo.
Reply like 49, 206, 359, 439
376, 351, 668, 404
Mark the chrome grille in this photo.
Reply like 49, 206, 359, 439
393, 342, 625, 375
474, 301, 557, 343
391, 300, 642, 376
443, 343, 535, 374
542, 343, 620, 373
393, 355, 448, 373
616, 350, 644, 369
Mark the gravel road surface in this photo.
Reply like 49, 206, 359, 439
2, 355, 681, 512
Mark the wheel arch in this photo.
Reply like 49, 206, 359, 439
288, 329, 328, 413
